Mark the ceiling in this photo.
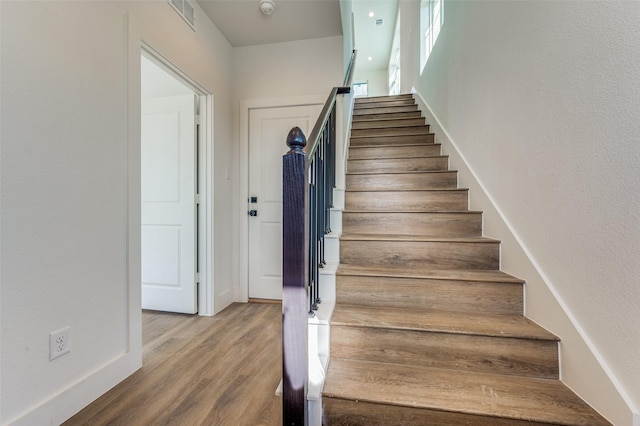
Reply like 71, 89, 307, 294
198, 0, 343, 47
352, 0, 398, 71
197, 0, 397, 72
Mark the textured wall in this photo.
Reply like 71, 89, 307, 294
0, 1, 234, 423
409, 1, 639, 423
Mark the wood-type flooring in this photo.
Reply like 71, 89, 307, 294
64, 303, 282, 426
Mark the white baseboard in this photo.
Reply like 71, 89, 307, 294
411, 88, 633, 425
413, 87, 635, 426
6, 353, 140, 426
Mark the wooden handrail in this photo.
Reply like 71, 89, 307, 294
305, 50, 357, 159
342, 49, 357, 89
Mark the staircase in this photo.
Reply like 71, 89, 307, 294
321, 94, 610, 425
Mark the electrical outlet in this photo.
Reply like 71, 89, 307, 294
49, 326, 71, 360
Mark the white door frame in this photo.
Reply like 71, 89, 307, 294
142, 44, 215, 316
238, 95, 325, 303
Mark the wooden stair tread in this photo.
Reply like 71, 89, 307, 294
354, 101, 416, 109
352, 115, 420, 121
352, 125, 429, 133
346, 169, 456, 176
355, 94, 413, 102
348, 154, 447, 161
349, 142, 439, 148
353, 105, 419, 115
342, 209, 481, 214
351, 119, 426, 130
347, 144, 443, 160
346, 188, 468, 193
350, 134, 435, 146
323, 358, 609, 425
351, 131, 434, 138
340, 233, 499, 243
337, 264, 523, 283
347, 156, 449, 174
331, 304, 557, 341
352, 112, 423, 122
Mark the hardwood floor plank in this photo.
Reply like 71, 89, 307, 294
64, 303, 282, 426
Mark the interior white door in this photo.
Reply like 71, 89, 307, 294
248, 104, 322, 300
141, 94, 198, 314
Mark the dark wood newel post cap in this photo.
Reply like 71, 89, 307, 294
286, 127, 307, 152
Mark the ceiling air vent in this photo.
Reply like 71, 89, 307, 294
375, 19, 383, 27
169, 0, 196, 30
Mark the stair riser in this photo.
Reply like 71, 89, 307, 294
336, 275, 523, 315
342, 212, 481, 236
355, 99, 415, 109
351, 126, 431, 138
323, 398, 555, 426
350, 134, 435, 146
353, 105, 418, 115
345, 190, 469, 211
346, 172, 457, 191
347, 157, 449, 174
352, 111, 423, 121
331, 326, 559, 379
351, 118, 426, 130
349, 144, 441, 160
340, 240, 499, 270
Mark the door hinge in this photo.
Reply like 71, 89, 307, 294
196, 114, 202, 125
195, 193, 201, 205
195, 272, 200, 284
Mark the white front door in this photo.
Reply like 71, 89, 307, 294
141, 94, 198, 314
248, 104, 322, 300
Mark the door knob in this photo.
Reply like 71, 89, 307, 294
248, 210, 258, 217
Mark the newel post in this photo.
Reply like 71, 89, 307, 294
282, 127, 309, 426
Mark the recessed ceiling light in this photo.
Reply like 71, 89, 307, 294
368, 11, 374, 18
368, 56, 373, 61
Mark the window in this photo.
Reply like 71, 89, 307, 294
353, 82, 368, 97
420, 0, 444, 72
388, 13, 401, 95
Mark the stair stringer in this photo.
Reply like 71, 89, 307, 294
307, 188, 344, 426
411, 90, 633, 425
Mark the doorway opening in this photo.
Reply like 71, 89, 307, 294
140, 49, 212, 315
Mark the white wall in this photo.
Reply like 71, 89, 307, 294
353, 68, 388, 97
339, 0, 357, 190
340, 0, 355, 80
232, 36, 343, 101
0, 1, 234, 424
407, 1, 640, 423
